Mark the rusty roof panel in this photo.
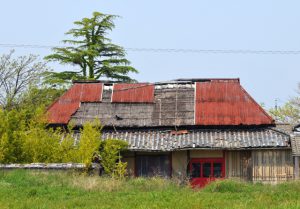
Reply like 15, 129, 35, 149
195, 81, 274, 125
112, 83, 154, 103
47, 83, 103, 124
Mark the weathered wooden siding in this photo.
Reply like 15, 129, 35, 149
252, 150, 294, 182
122, 157, 135, 176
190, 150, 223, 158
172, 151, 188, 178
226, 150, 294, 182
73, 102, 155, 127
152, 85, 195, 126
225, 151, 252, 181
122, 149, 294, 183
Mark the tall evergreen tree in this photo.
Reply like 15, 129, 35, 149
45, 12, 138, 82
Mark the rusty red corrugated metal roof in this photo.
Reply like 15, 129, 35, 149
112, 83, 154, 103
47, 83, 103, 124
195, 80, 274, 125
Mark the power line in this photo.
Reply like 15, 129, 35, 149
1, 43, 300, 55
126, 48, 300, 54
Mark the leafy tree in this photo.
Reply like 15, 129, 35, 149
0, 50, 49, 110
45, 12, 138, 82
21, 124, 61, 163
269, 83, 300, 125
269, 102, 300, 124
19, 85, 65, 121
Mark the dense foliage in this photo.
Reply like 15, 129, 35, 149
99, 139, 128, 177
0, 109, 128, 175
0, 50, 128, 176
45, 11, 138, 82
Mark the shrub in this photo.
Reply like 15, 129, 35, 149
74, 121, 102, 168
0, 109, 26, 163
99, 139, 128, 177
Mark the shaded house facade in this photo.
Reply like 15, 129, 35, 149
48, 78, 298, 185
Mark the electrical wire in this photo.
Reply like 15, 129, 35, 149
1, 43, 300, 55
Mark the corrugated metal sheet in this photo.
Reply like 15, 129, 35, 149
47, 83, 103, 124
195, 80, 274, 125
112, 83, 154, 103
49, 79, 275, 126
99, 128, 290, 151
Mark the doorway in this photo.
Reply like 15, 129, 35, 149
190, 158, 225, 187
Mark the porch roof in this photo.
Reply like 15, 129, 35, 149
100, 128, 290, 151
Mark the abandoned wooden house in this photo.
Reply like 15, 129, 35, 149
47, 78, 300, 186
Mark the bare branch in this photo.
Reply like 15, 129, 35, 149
0, 51, 49, 109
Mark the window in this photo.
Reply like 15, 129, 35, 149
136, 155, 171, 177
213, 163, 222, 178
191, 163, 201, 178
203, 163, 211, 178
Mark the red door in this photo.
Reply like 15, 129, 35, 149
190, 158, 225, 187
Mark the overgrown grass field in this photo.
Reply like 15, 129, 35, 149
0, 170, 300, 209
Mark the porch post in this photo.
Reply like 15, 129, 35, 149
187, 150, 190, 177
295, 156, 299, 180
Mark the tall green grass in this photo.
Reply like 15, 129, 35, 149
0, 170, 299, 209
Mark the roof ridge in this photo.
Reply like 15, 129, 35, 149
72, 78, 240, 84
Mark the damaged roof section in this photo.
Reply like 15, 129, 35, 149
47, 83, 103, 124
71, 83, 194, 127
48, 78, 275, 127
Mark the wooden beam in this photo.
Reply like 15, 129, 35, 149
187, 150, 190, 177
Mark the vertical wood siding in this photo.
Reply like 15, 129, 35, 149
226, 150, 294, 182
153, 86, 195, 126
252, 150, 294, 182
226, 151, 252, 181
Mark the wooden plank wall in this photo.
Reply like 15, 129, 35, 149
226, 150, 294, 182
226, 151, 252, 181
153, 86, 194, 126
252, 150, 294, 182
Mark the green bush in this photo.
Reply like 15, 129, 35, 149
99, 139, 128, 177
0, 109, 26, 163
73, 121, 102, 168
0, 107, 129, 175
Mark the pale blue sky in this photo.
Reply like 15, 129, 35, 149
1, 0, 300, 108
